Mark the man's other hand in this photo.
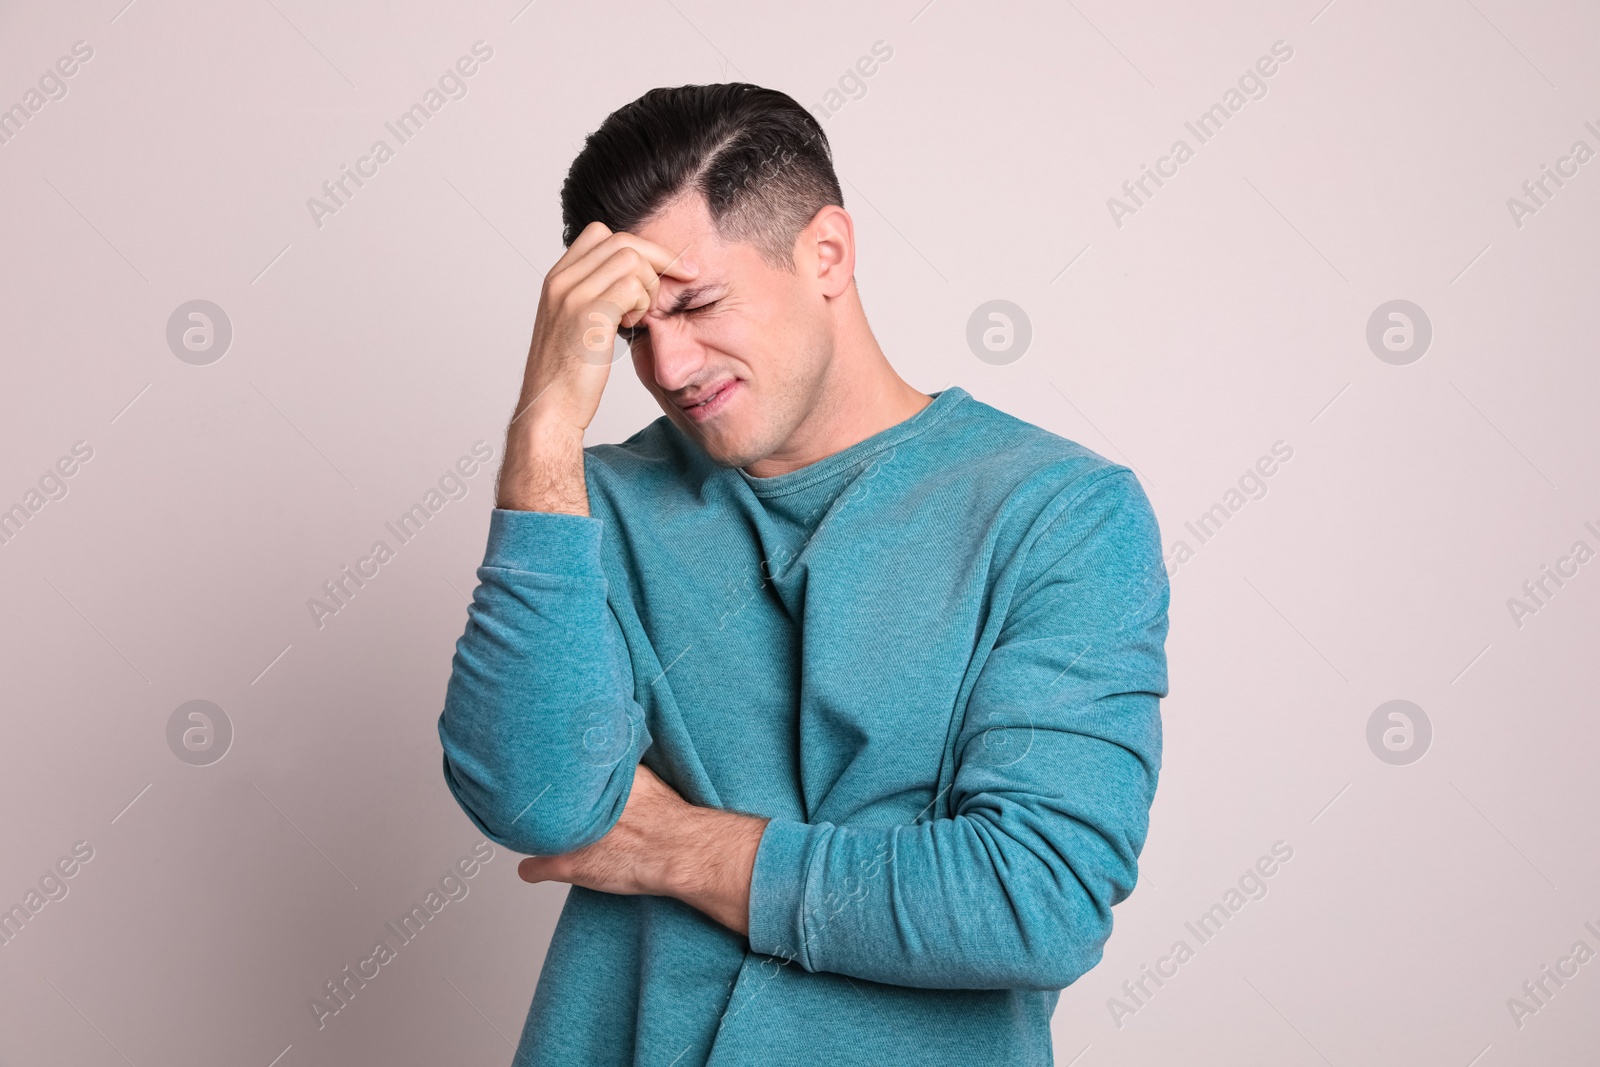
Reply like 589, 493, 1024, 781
517, 762, 769, 936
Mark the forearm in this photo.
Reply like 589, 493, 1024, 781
438, 506, 651, 857
516, 764, 769, 935
540, 743, 1149, 977
747, 803, 1140, 991
497, 415, 589, 515
658, 804, 770, 935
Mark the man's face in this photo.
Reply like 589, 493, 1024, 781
625, 193, 832, 471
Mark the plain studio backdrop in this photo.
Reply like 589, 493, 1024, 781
2, 0, 1597, 1064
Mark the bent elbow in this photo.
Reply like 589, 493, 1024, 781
1028, 937, 1108, 991
998, 934, 1113, 991
1007, 886, 1116, 991
469, 805, 604, 859
440, 752, 617, 857
500, 821, 609, 859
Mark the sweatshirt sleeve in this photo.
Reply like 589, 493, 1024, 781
437, 507, 653, 857
745, 468, 1169, 991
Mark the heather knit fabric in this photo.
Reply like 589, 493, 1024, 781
438, 385, 1170, 1066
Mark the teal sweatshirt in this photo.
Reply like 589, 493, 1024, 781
438, 385, 1170, 1066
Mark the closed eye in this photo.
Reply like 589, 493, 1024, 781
620, 300, 719, 343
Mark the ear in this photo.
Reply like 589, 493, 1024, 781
802, 205, 856, 298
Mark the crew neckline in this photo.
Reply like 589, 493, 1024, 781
734, 385, 969, 498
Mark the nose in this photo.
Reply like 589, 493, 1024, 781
638, 318, 707, 396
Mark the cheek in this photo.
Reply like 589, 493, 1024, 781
698, 313, 745, 353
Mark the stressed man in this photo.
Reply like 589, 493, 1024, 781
438, 82, 1170, 1066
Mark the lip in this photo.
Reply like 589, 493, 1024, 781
678, 379, 740, 422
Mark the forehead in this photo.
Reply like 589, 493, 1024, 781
633, 191, 720, 251
633, 193, 768, 290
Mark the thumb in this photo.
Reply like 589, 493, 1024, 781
518, 856, 552, 883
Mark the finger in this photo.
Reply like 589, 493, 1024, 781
599, 275, 653, 331
547, 220, 616, 277
595, 230, 698, 282
518, 856, 556, 883
556, 235, 694, 319
564, 248, 660, 329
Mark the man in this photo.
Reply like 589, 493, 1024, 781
438, 82, 1170, 1066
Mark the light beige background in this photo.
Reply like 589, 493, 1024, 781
2, 0, 1597, 1064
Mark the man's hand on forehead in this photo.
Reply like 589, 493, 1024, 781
497, 219, 700, 510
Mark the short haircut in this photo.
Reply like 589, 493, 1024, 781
560, 83, 844, 272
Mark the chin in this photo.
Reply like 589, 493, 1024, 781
701, 433, 755, 469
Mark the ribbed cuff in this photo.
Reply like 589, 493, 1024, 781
747, 816, 828, 969
483, 508, 604, 576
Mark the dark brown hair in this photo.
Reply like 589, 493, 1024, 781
560, 83, 844, 271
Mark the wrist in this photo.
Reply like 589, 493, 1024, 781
508, 418, 585, 467
660, 804, 769, 935
496, 419, 588, 514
